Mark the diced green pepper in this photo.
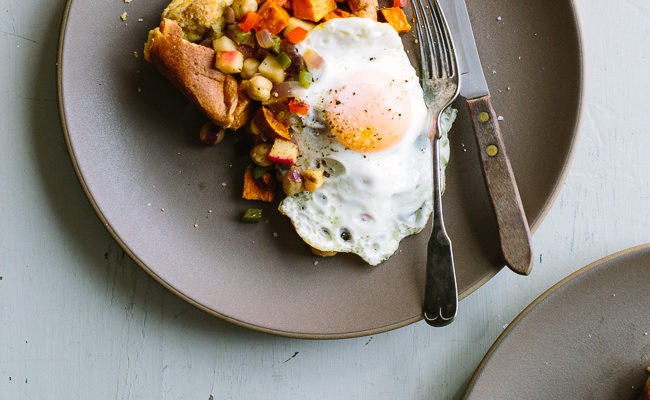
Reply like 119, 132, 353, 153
298, 70, 312, 89
270, 36, 282, 54
241, 208, 263, 223
276, 52, 292, 70
227, 25, 253, 45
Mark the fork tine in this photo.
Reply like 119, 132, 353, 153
411, 0, 430, 78
413, 0, 436, 79
426, 0, 446, 78
431, 0, 458, 78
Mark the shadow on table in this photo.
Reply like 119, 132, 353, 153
30, 0, 296, 347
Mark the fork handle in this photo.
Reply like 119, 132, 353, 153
467, 95, 534, 276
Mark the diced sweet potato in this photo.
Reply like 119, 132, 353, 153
253, 106, 292, 141
348, 0, 377, 20
268, 139, 299, 165
254, 0, 290, 35
322, 8, 352, 21
380, 7, 411, 33
292, 0, 337, 22
242, 171, 276, 202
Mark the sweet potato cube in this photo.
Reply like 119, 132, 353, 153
242, 171, 276, 202
292, 0, 337, 22
253, 107, 292, 141
255, 0, 290, 35
380, 7, 411, 33
268, 139, 299, 165
349, 0, 378, 20
322, 8, 352, 21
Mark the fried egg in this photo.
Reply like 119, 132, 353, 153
279, 18, 456, 265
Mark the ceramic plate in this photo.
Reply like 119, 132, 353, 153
57, 0, 582, 337
464, 244, 650, 399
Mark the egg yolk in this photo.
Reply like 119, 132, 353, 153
326, 70, 412, 152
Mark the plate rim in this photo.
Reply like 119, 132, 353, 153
56, 0, 585, 339
462, 242, 650, 399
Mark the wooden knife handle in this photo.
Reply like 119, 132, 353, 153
467, 95, 533, 275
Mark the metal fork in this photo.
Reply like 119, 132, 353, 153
412, 0, 460, 327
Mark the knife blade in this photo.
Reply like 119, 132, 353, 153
437, 0, 534, 275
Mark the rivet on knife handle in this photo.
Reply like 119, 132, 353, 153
467, 95, 533, 275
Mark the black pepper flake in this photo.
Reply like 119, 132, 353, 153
335, 100, 341, 105
369, 57, 376, 61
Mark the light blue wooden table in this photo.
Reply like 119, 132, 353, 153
1, 0, 649, 398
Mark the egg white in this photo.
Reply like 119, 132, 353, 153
279, 18, 456, 265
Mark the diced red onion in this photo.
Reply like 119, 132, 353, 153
271, 81, 306, 100
237, 44, 257, 59
199, 122, 225, 146
223, 7, 235, 23
303, 49, 324, 70
255, 47, 272, 60
280, 40, 305, 75
288, 167, 302, 183
285, 63, 300, 77
256, 29, 274, 49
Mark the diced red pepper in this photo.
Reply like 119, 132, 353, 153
288, 99, 310, 115
393, 0, 407, 7
286, 27, 309, 44
238, 11, 259, 33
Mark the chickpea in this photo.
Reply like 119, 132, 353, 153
250, 143, 273, 167
249, 119, 261, 135
244, 75, 273, 102
282, 166, 303, 195
232, 0, 258, 20
240, 58, 260, 80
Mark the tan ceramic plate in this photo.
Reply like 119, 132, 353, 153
57, 0, 582, 338
464, 244, 650, 399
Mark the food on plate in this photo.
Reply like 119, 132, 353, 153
144, 0, 456, 265
278, 19, 455, 265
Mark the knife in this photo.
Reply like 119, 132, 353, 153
437, 0, 533, 275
